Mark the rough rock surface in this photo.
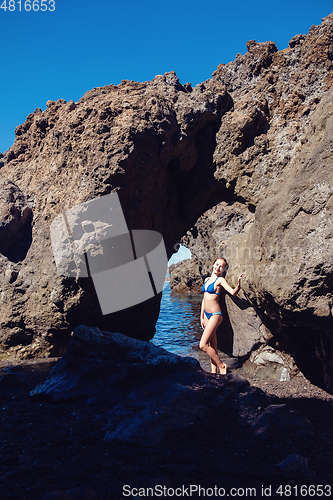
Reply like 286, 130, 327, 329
0, 13, 333, 393
168, 15, 333, 391
177, 201, 271, 360
0, 73, 231, 357
174, 82, 333, 389
30, 325, 312, 450
169, 258, 203, 293
0, 177, 32, 259
243, 345, 297, 382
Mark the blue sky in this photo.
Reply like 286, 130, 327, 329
169, 245, 191, 265
1, 0, 332, 154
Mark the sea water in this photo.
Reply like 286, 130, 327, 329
152, 281, 231, 372
153, 281, 202, 357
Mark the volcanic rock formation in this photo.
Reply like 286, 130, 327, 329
30, 325, 312, 448
0, 13, 332, 391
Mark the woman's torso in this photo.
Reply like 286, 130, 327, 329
202, 277, 221, 313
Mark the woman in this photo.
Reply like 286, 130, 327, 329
200, 258, 243, 375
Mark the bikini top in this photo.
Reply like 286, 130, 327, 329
201, 277, 220, 295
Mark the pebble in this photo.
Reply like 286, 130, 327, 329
278, 453, 316, 479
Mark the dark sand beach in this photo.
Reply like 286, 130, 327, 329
1, 357, 332, 499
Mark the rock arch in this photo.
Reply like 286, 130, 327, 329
0, 14, 333, 391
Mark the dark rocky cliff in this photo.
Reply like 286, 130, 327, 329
171, 16, 333, 392
0, 13, 332, 390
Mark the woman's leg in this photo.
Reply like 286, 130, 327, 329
200, 315, 226, 374
208, 327, 227, 374
209, 330, 218, 374
202, 315, 218, 372
200, 315, 217, 373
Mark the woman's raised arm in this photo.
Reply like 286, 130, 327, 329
219, 273, 243, 296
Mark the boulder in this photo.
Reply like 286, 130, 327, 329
243, 345, 295, 382
278, 453, 314, 479
30, 324, 201, 403
30, 325, 255, 447
30, 326, 317, 450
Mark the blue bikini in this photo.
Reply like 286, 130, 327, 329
201, 278, 223, 320
201, 277, 220, 295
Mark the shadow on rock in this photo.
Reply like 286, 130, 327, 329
217, 292, 255, 357
30, 325, 254, 447
30, 325, 321, 453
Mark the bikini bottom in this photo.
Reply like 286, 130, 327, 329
204, 310, 223, 321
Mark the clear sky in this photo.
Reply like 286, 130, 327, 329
169, 245, 192, 265
0, 0, 332, 154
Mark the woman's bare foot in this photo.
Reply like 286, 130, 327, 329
211, 363, 218, 374
219, 363, 227, 375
